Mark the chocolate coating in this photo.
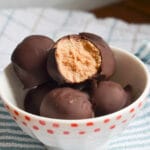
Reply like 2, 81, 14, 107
47, 34, 102, 84
80, 32, 115, 80
40, 87, 94, 119
24, 81, 58, 115
92, 81, 129, 116
11, 35, 54, 88
47, 33, 115, 85
124, 85, 133, 107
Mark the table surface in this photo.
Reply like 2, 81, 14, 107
91, 0, 150, 23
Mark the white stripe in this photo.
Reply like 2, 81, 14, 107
128, 119, 149, 129
135, 108, 150, 118
111, 138, 150, 147
110, 145, 150, 150
124, 125, 150, 135
0, 107, 9, 112
113, 133, 150, 143
129, 119, 149, 127
0, 115, 13, 119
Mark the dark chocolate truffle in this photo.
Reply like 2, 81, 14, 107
92, 81, 129, 116
24, 82, 57, 115
47, 34, 102, 84
47, 33, 115, 84
40, 87, 94, 119
11, 35, 54, 88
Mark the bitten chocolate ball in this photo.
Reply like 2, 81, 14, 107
47, 33, 115, 84
24, 82, 58, 115
80, 32, 115, 80
11, 35, 54, 88
92, 81, 130, 116
40, 87, 94, 119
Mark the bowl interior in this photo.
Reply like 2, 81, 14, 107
0, 47, 148, 114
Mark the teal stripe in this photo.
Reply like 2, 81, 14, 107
0, 132, 30, 139
0, 118, 16, 123
0, 139, 43, 146
0, 126, 20, 131
0, 111, 10, 116
135, 44, 147, 57
0, 148, 44, 150
0, 103, 4, 107
141, 54, 150, 64
135, 111, 150, 121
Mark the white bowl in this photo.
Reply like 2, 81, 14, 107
0, 47, 150, 150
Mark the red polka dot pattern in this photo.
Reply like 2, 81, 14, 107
138, 102, 142, 108
47, 129, 54, 134
33, 125, 39, 130
39, 120, 46, 126
94, 128, 101, 132
52, 123, 60, 128
5, 104, 9, 110
25, 116, 31, 121
14, 110, 19, 116
110, 125, 116, 129
86, 122, 94, 126
71, 123, 78, 127
116, 115, 122, 120
6, 102, 140, 136
122, 119, 127, 123
131, 114, 136, 118
13, 116, 17, 120
130, 108, 135, 113
79, 131, 85, 135
104, 119, 110, 123
22, 121, 27, 126
63, 131, 70, 135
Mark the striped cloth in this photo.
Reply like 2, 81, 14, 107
0, 8, 150, 150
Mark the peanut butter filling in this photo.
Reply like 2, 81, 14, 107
55, 37, 101, 83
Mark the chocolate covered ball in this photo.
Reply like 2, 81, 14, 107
24, 82, 57, 115
92, 81, 130, 116
40, 87, 94, 119
11, 35, 54, 88
47, 33, 115, 84
80, 32, 115, 80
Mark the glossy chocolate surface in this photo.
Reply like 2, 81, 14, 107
92, 81, 129, 116
11, 35, 54, 88
80, 32, 116, 80
40, 87, 94, 119
24, 82, 58, 115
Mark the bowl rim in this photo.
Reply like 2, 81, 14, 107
0, 46, 150, 124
